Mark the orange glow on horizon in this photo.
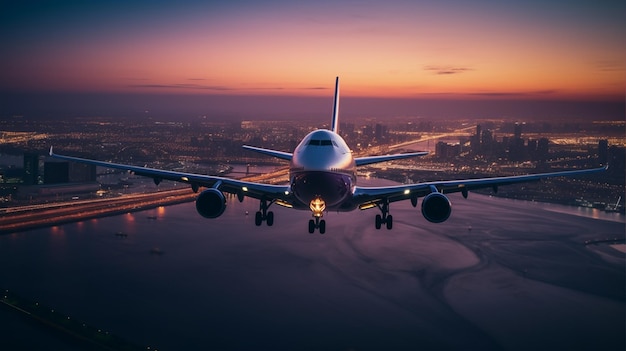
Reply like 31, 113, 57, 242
2, 2, 623, 103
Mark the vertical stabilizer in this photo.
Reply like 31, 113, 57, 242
331, 76, 340, 133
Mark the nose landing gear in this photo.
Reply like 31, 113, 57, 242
308, 196, 326, 234
308, 217, 326, 234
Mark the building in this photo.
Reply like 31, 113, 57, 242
598, 139, 608, 165
44, 161, 69, 184
23, 152, 39, 185
69, 163, 97, 182
436, 141, 461, 160
537, 138, 549, 163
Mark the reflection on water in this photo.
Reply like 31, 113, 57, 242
157, 206, 165, 216
530, 199, 625, 223
0, 186, 623, 350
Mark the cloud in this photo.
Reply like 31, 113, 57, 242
128, 83, 234, 91
424, 65, 473, 75
126, 83, 329, 92
467, 90, 559, 97
592, 60, 625, 72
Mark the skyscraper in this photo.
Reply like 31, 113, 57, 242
23, 152, 39, 185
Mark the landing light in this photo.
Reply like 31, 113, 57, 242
284, 190, 290, 195
403, 189, 410, 195
310, 197, 326, 217
181, 176, 189, 182
242, 186, 248, 192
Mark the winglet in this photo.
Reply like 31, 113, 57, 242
49, 146, 54, 156
331, 76, 340, 133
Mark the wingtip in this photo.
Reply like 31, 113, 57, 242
49, 146, 54, 156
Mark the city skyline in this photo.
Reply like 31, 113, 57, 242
1, 1, 624, 120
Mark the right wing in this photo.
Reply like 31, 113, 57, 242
49, 147, 291, 202
353, 165, 608, 207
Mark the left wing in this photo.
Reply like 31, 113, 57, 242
355, 152, 428, 166
353, 165, 608, 207
49, 147, 290, 201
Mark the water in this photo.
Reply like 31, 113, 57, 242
0, 184, 624, 350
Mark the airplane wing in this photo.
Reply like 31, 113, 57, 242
353, 165, 608, 207
355, 152, 428, 166
242, 145, 293, 161
48, 147, 291, 202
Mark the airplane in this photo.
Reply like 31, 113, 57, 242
50, 77, 607, 234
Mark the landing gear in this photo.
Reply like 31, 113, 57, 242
255, 198, 274, 226
375, 201, 393, 230
307, 196, 327, 234
308, 217, 326, 234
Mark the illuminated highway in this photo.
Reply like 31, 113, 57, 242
388, 125, 476, 150
0, 189, 197, 234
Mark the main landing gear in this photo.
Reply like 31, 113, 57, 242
375, 200, 393, 230
255, 198, 274, 226
308, 217, 326, 234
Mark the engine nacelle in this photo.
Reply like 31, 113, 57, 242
421, 192, 452, 223
195, 188, 226, 219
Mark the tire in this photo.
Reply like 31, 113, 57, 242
386, 215, 393, 230
375, 214, 382, 229
319, 220, 326, 234
308, 219, 315, 234
255, 211, 262, 226
266, 211, 274, 226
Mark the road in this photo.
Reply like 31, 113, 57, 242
0, 188, 197, 234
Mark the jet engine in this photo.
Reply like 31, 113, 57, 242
195, 188, 226, 218
421, 192, 452, 223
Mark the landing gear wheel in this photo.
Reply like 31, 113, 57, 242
319, 220, 326, 234
255, 211, 263, 226
375, 200, 394, 230
308, 219, 315, 234
255, 198, 276, 227
375, 214, 382, 230
266, 211, 274, 226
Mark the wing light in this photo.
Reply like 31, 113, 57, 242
359, 203, 377, 210
275, 200, 293, 208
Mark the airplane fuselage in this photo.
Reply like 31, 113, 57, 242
289, 129, 357, 213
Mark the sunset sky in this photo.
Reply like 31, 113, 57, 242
1, 0, 624, 119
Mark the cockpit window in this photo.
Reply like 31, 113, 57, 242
307, 139, 336, 147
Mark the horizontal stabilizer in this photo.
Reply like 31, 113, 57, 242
355, 152, 428, 166
242, 145, 293, 161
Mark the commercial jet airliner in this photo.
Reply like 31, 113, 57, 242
50, 77, 607, 233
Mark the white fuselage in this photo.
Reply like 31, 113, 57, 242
289, 129, 357, 211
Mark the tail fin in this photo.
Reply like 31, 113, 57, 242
331, 76, 340, 133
